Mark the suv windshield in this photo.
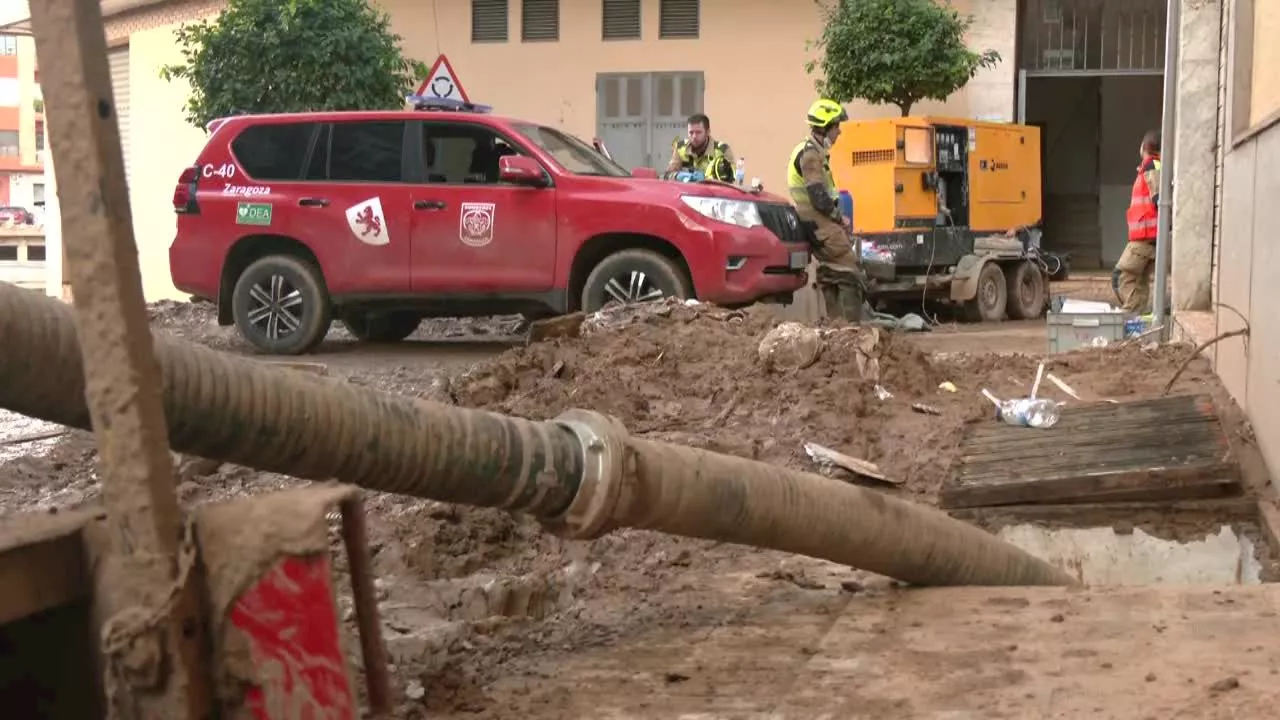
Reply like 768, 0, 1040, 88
512, 123, 629, 177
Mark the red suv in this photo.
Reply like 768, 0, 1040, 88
168, 99, 810, 354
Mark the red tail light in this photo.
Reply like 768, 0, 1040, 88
173, 166, 200, 214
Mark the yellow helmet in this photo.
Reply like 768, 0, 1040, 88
807, 99, 848, 130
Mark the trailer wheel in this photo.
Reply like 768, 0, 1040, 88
962, 262, 1008, 322
1006, 261, 1047, 320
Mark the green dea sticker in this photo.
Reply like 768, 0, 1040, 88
236, 202, 272, 226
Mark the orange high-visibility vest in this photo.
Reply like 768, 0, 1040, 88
1125, 156, 1161, 242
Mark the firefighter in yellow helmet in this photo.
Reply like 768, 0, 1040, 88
787, 98, 864, 321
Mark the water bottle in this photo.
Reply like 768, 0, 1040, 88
996, 398, 1061, 429
735, 157, 746, 185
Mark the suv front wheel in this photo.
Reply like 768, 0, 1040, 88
581, 249, 692, 312
231, 254, 331, 355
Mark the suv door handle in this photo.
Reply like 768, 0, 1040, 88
414, 200, 446, 211
298, 197, 329, 207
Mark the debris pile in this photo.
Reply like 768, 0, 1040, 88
449, 299, 987, 497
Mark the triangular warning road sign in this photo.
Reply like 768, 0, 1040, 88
416, 54, 469, 102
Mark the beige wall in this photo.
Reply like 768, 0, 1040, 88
1214, 123, 1279, 479
104, 2, 224, 301
381, 0, 1015, 193
1248, 0, 1278, 126
1212, 0, 1280, 484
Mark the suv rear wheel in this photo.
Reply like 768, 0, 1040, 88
231, 255, 331, 355
582, 249, 692, 312
342, 312, 422, 343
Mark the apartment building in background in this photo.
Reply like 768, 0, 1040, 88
0, 30, 42, 212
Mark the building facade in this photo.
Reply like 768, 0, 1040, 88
0, 31, 43, 212
1207, 0, 1279, 477
6, 0, 1206, 298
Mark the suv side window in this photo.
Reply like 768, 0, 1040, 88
230, 122, 319, 180
422, 123, 522, 185
309, 121, 406, 183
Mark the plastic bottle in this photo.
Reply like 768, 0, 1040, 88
735, 157, 746, 185
996, 398, 1061, 429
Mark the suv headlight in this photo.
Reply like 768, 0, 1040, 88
680, 196, 762, 229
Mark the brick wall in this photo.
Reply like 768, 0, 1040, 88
103, 0, 226, 45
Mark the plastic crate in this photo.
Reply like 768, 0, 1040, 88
1047, 310, 1128, 353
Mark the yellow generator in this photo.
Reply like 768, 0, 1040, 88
830, 117, 1063, 321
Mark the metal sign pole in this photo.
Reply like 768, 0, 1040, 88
1152, 0, 1179, 338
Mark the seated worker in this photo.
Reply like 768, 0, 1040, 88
664, 113, 737, 183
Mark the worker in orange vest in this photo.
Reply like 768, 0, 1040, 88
1113, 130, 1162, 312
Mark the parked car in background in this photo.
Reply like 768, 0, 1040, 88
168, 98, 811, 355
0, 207, 33, 225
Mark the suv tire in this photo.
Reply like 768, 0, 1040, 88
582, 249, 692, 312
342, 312, 422, 343
231, 254, 331, 355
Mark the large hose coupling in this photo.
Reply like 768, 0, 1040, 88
540, 409, 632, 540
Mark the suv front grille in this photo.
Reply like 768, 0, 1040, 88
757, 202, 807, 245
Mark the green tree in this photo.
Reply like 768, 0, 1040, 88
160, 0, 428, 129
805, 0, 1001, 116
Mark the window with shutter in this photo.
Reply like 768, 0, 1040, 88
472, 0, 509, 43
522, 0, 559, 41
659, 0, 699, 39
602, 0, 641, 40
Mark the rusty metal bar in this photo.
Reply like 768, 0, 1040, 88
340, 496, 392, 715
27, 0, 211, 716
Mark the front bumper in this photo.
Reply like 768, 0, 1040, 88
699, 224, 809, 305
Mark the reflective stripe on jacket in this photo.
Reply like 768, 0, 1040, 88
1125, 156, 1161, 242
786, 138, 837, 212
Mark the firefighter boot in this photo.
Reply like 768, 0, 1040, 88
836, 281, 865, 323
820, 283, 842, 318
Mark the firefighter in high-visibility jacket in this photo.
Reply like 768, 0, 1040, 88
1114, 130, 1162, 312
787, 99, 865, 321
664, 113, 737, 183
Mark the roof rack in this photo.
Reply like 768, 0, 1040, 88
406, 95, 493, 114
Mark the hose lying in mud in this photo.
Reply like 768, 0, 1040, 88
0, 282, 1074, 587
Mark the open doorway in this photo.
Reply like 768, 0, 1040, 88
1025, 75, 1163, 270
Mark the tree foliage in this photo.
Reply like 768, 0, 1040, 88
805, 0, 1001, 116
160, 0, 428, 129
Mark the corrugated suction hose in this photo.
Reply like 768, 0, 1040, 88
0, 282, 1074, 586
0, 283, 582, 517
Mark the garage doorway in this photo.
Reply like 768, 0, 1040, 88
1017, 0, 1166, 270
596, 72, 705, 172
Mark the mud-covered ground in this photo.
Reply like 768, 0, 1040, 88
0, 294, 1264, 718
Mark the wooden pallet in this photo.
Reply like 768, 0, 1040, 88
940, 394, 1240, 509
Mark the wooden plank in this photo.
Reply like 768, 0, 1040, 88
942, 394, 1240, 509
0, 510, 95, 626
962, 396, 1221, 447
940, 462, 1239, 509
29, 0, 211, 715
960, 451, 1234, 483
948, 497, 1260, 526
962, 413, 1226, 448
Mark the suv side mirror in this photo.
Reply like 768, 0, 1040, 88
631, 167, 658, 179
499, 155, 547, 186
